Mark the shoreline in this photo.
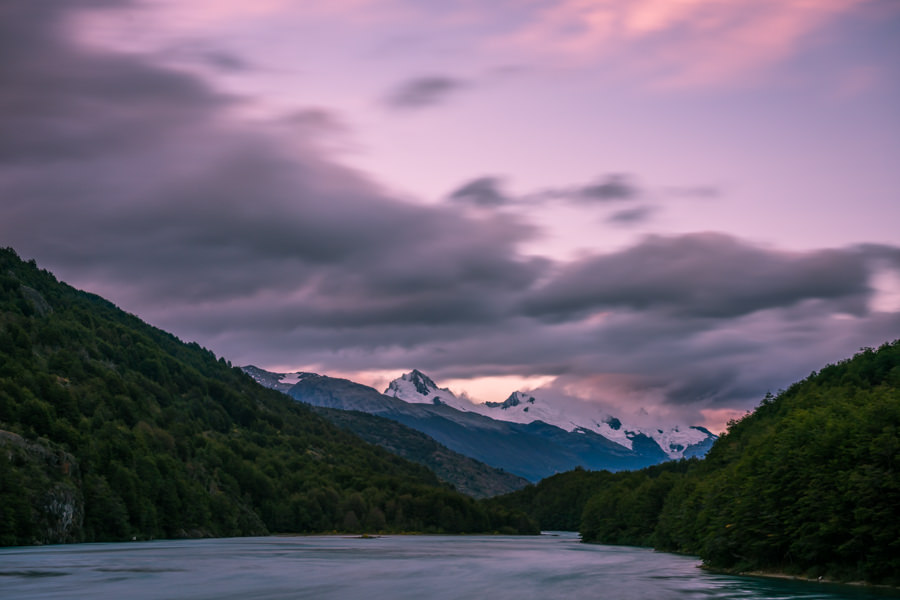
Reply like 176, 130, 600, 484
700, 565, 899, 592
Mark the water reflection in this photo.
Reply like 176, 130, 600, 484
0, 532, 895, 600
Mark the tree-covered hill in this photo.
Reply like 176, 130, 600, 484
495, 342, 900, 585
310, 406, 530, 498
642, 342, 900, 584
0, 248, 538, 545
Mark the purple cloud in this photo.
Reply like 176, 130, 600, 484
578, 173, 639, 202
448, 176, 511, 207
384, 75, 466, 110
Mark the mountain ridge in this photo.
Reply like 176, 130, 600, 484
381, 369, 716, 460
244, 366, 714, 481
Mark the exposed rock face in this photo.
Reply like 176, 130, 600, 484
42, 485, 82, 542
1, 430, 84, 544
484, 392, 536, 409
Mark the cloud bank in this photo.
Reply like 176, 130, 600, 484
1, 0, 898, 430
499, 0, 880, 87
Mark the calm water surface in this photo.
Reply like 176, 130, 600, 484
1, 532, 896, 599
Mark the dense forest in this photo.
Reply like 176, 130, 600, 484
495, 342, 900, 584
486, 461, 698, 533
0, 248, 538, 546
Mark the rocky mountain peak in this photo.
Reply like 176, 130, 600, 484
404, 369, 438, 396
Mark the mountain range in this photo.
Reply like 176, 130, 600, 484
385, 369, 715, 460
243, 366, 716, 482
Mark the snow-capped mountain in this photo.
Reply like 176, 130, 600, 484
481, 391, 579, 431
245, 366, 673, 481
242, 365, 717, 481
384, 370, 715, 460
384, 369, 474, 413
243, 365, 314, 393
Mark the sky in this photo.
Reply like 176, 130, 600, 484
2, 0, 899, 432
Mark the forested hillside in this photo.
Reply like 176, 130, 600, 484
310, 406, 530, 498
496, 342, 900, 585
0, 248, 537, 546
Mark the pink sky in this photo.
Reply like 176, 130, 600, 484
3, 0, 899, 432
74, 1, 899, 251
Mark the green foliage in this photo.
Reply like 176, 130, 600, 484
486, 467, 616, 531
580, 464, 685, 547
572, 342, 900, 585
0, 248, 537, 545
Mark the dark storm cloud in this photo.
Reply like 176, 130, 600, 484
528, 173, 642, 204
447, 172, 644, 207
2, 0, 898, 427
607, 205, 655, 224
0, 2, 227, 165
384, 75, 466, 110
857, 243, 900, 266
523, 233, 872, 320
578, 173, 639, 202
614, 308, 900, 410
448, 176, 511, 207
0, 0, 541, 334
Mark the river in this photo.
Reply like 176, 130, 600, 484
1, 532, 896, 599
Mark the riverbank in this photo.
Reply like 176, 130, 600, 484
700, 565, 900, 593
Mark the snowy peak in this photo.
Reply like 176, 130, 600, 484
251, 365, 718, 462
242, 364, 718, 482
588, 417, 634, 449
646, 425, 714, 460
242, 365, 315, 393
405, 369, 439, 396
384, 370, 472, 411
484, 391, 536, 410
581, 419, 716, 460
384, 370, 717, 460
476, 389, 715, 460
479, 390, 573, 429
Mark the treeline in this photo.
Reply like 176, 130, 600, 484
0, 248, 537, 546
495, 342, 900, 585
484, 467, 615, 531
